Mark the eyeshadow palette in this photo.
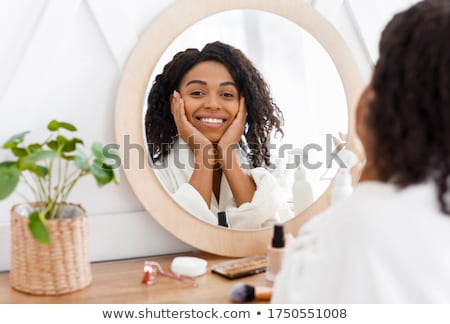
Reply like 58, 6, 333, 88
211, 255, 267, 279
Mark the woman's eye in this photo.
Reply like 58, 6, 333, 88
222, 92, 234, 98
190, 91, 204, 96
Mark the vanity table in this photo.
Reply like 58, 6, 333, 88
0, 252, 271, 304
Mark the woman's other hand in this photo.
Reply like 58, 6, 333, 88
217, 97, 246, 163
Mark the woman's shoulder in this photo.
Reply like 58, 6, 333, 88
299, 180, 444, 241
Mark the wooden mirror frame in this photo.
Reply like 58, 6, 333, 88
115, 0, 365, 257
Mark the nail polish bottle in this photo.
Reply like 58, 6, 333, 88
266, 223, 286, 281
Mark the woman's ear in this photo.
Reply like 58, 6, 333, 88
355, 84, 374, 143
355, 84, 380, 181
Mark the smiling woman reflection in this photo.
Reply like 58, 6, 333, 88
145, 41, 293, 229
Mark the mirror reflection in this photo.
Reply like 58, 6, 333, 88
143, 10, 348, 229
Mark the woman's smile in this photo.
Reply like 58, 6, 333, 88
195, 113, 228, 129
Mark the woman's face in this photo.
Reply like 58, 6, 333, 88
178, 61, 240, 142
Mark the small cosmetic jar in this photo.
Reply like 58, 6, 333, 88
171, 256, 208, 277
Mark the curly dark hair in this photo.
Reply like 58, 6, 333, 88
145, 41, 284, 168
368, 0, 450, 214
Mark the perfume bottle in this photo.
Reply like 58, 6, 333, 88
331, 149, 358, 205
331, 168, 353, 205
292, 166, 314, 214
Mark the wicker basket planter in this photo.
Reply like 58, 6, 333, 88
10, 203, 92, 295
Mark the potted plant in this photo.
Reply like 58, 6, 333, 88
0, 120, 120, 295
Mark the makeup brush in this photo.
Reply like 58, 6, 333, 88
230, 283, 273, 302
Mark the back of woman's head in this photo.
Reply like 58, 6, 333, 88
146, 41, 283, 167
368, 0, 450, 213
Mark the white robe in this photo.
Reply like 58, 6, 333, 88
153, 138, 293, 229
271, 181, 450, 303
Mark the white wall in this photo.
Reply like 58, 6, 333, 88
0, 0, 418, 271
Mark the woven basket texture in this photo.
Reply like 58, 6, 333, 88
10, 203, 92, 295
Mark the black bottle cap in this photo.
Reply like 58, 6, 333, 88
272, 223, 285, 248
218, 211, 229, 228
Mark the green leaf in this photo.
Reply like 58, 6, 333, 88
47, 120, 59, 131
73, 137, 83, 145
46, 140, 58, 151
0, 166, 20, 199
62, 141, 75, 153
56, 134, 68, 146
48, 136, 83, 154
18, 160, 49, 177
91, 160, 113, 187
23, 150, 58, 165
2, 131, 30, 149
61, 153, 75, 160
11, 147, 27, 157
112, 165, 120, 185
91, 141, 104, 160
28, 211, 51, 244
47, 120, 77, 132
100, 164, 120, 185
0, 161, 17, 168
27, 143, 42, 152
61, 137, 83, 153
31, 165, 49, 177
58, 122, 77, 132
74, 150, 90, 171
91, 143, 121, 185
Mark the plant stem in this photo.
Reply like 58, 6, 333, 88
64, 167, 83, 182
52, 149, 63, 218
20, 174, 40, 202
31, 173, 47, 202
53, 158, 69, 218
58, 155, 62, 193
48, 159, 53, 198
15, 191, 32, 205
60, 170, 86, 205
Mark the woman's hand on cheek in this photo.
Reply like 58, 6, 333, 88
217, 97, 246, 162
171, 90, 211, 151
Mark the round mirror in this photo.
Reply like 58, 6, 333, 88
115, 0, 365, 256
145, 9, 348, 227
